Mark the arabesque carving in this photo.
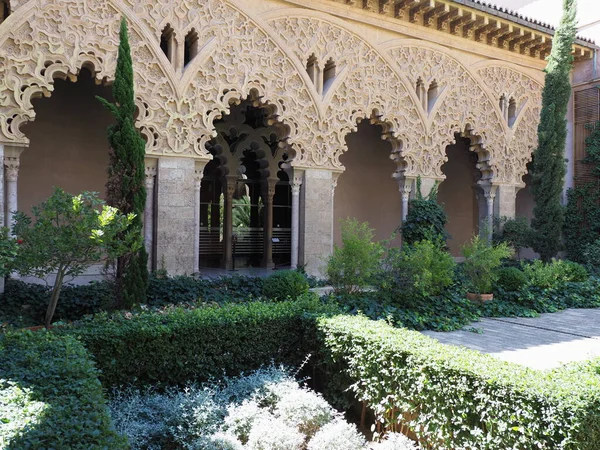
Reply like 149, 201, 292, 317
0, 0, 543, 185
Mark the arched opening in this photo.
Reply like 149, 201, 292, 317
323, 58, 336, 93
334, 120, 400, 246
19, 68, 113, 215
0, 0, 10, 23
507, 98, 517, 127
306, 53, 318, 86
438, 134, 482, 256
160, 24, 175, 63
201, 98, 292, 270
516, 161, 536, 259
184, 29, 199, 67
427, 80, 439, 113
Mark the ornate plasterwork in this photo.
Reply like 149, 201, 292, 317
0, 1, 543, 184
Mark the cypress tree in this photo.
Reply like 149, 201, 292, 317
530, 0, 577, 261
97, 18, 148, 308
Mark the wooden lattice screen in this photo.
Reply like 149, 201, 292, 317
574, 86, 600, 186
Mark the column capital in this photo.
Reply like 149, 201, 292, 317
480, 183, 498, 200
4, 156, 20, 183
396, 176, 414, 199
263, 177, 278, 201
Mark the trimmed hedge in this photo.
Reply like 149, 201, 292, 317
63, 293, 339, 388
318, 315, 600, 450
0, 331, 127, 449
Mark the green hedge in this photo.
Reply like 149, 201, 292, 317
63, 293, 338, 388
318, 315, 600, 449
0, 331, 127, 449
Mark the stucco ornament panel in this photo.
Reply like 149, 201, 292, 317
390, 46, 517, 183
476, 65, 543, 184
268, 16, 425, 173
0, 0, 177, 155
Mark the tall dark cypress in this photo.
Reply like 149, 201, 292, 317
530, 0, 577, 261
97, 18, 148, 308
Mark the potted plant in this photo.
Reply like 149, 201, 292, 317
461, 235, 512, 302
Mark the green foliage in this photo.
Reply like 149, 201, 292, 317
12, 188, 137, 327
262, 270, 310, 301
0, 331, 127, 449
461, 235, 513, 294
61, 294, 339, 388
531, 0, 577, 261
0, 228, 18, 277
523, 259, 588, 289
327, 219, 383, 294
495, 216, 532, 259
495, 267, 527, 292
564, 184, 600, 263
97, 18, 148, 309
380, 238, 455, 301
318, 314, 600, 449
583, 238, 600, 273
401, 178, 447, 245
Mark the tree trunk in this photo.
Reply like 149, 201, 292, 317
45, 267, 65, 329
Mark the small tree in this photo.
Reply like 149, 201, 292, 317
461, 235, 513, 295
97, 17, 148, 308
327, 218, 383, 295
12, 188, 139, 328
530, 0, 577, 260
402, 177, 447, 245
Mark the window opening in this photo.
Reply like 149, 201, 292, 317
184, 29, 199, 67
323, 58, 336, 93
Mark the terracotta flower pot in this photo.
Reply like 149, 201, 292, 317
467, 292, 494, 302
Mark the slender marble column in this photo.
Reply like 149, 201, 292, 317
262, 178, 277, 269
290, 173, 303, 269
4, 155, 20, 233
193, 168, 203, 273
482, 184, 497, 242
222, 176, 236, 270
144, 163, 157, 269
396, 177, 414, 222
330, 172, 341, 254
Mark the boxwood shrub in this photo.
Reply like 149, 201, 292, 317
0, 331, 127, 449
63, 293, 339, 388
318, 315, 600, 449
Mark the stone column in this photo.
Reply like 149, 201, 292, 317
481, 183, 497, 242
193, 162, 205, 274
144, 159, 157, 270
301, 168, 335, 278
222, 175, 236, 270
262, 178, 278, 269
494, 184, 518, 221
396, 176, 414, 222
155, 157, 198, 275
290, 171, 303, 269
330, 172, 341, 254
4, 147, 23, 233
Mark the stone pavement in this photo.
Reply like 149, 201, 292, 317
422, 309, 600, 370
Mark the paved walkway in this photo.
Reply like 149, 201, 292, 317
422, 309, 600, 370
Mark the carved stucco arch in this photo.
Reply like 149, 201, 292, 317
265, 12, 425, 172
0, 0, 182, 155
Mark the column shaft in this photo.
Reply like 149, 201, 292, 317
193, 166, 204, 273
144, 163, 157, 270
262, 179, 277, 269
4, 156, 20, 233
222, 177, 236, 270
290, 174, 303, 269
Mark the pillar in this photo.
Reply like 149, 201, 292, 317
290, 171, 303, 269
301, 168, 335, 277
4, 146, 23, 233
418, 177, 441, 199
155, 157, 197, 275
494, 184, 518, 221
396, 176, 415, 222
481, 183, 497, 242
0, 144, 4, 293
262, 178, 277, 269
330, 172, 341, 254
144, 159, 157, 270
193, 162, 205, 274
222, 175, 236, 270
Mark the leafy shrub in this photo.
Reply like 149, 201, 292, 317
495, 216, 532, 259
319, 315, 600, 449
0, 279, 114, 327
402, 178, 447, 245
0, 331, 126, 449
523, 259, 588, 289
381, 238, 455, 301
62, 293, 339, 387
461, 235, 512, 294
372, 433, 420, 450
0, 227, 18, 277
583, 238, 600, 273
327, 219, 383, 294
110, 366, 366, 450
495, 267, 528, 292
263, 270, 309, 301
